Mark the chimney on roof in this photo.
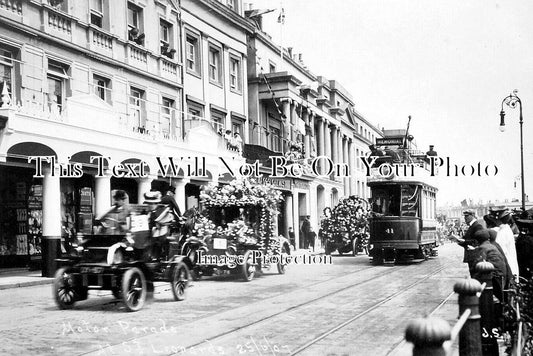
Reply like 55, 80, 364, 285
298, 53, 303, 62
287, 47, 293, 57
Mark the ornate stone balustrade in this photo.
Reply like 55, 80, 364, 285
0, 0, 22, 15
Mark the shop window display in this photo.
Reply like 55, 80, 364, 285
0, 168, 43, 268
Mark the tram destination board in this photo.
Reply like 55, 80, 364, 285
375, 137, 405, 146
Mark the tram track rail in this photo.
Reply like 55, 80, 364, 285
76, 261, 382, 355
290, 263, 451, 355
169, 260, 453, 356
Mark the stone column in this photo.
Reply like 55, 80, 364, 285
343, 137, 349, 195
324, 122, 331, 158
282, 100, 290, 152
285, 194, 294, 246
331, 125, 338, 163
337, 127, 343, 163
303, 109, 310, 158
348, 139, 355, 195
291, 101, 298, 143
318, 117, 325, 157
293, 194, 301, 249
42, 166, 61, 277
309, 112, 316, 157
137, 177, 153, 204
173, 179, 189, 213
94, 171, 111, 217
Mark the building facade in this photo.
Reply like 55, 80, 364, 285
0, 0, 249, 274
245, 12, 382, 248
0, 0, 383, 273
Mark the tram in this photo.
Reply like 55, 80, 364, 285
368, 180, 438, 263
366, 129, 439, 264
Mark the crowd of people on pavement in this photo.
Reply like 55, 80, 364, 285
450, 206, 527, 302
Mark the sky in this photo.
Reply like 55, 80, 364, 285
248, 0, 533, 207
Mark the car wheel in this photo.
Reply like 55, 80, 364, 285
171, 262, 189, 301
53, 267, 77, 310
122, 267, 147, 312
241, 250, 256, 282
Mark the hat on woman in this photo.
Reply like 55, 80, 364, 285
143, 191, 161, 204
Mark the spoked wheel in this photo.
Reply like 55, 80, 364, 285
171, 262, 190, 301
122, 267, 147, 312
53, 267, 77, 309
241, 250, 256, 282
277, 245, 290, 274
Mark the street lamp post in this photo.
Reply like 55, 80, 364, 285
499, 90, 526, 212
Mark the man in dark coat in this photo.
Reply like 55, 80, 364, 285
301, 216, 311, 250
144, 191, 173, 260
161, 186, 182, 218
450, 209, 484, 266
471, 229, 508, 301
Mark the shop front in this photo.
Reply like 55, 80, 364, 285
0, 164, 43, 269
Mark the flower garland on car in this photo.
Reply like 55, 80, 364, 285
319, 196, 370, 251
197, 178, 283, 248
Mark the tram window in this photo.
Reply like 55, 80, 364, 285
370, 186, 401, 216
401, 185, 419, 217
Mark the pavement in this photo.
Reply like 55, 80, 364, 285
0, 268, 53, 290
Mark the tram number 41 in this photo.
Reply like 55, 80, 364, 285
481, 327, 501, 339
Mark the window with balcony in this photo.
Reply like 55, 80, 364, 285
208, 45, 222, 85
93, 74, 110, 103
161, 97, 174, 138
47, 60, 69, 113
229, 56, 242, 93
90, 0, 105, 28
0, 49, 14, 103
160, 19, 176, 59
129, 87, 146, 131
211, 110, 225, 134
185, 33, 200, 75
269, 126, 281, 152
127, 2, 144, 46
48, 0, 68, 12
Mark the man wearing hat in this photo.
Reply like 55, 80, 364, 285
161, 186, 182, 219
471, 229, 508, 301
144, 191, 173, 260
96, 190, 132, 232
450, 209, 484, 267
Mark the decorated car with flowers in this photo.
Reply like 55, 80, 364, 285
52, 202, 191, 312
320, 196, 370, 256
182, 179, 291, 281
